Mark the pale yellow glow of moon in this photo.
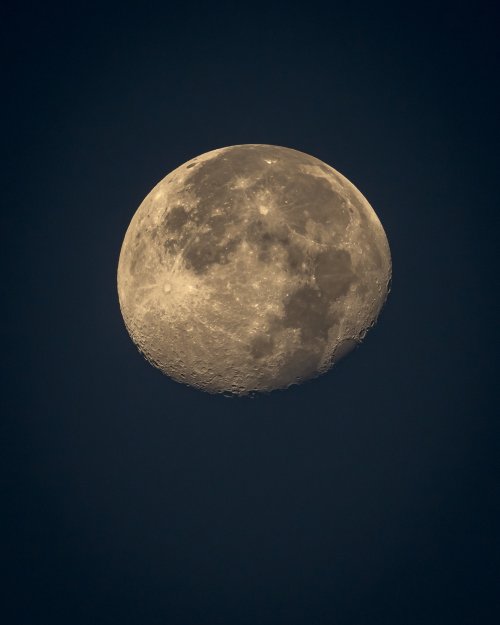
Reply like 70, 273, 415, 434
117, 144, 391, 395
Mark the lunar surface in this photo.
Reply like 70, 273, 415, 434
117, 145, 391, 395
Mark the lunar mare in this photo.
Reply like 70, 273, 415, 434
117, 145, 391, 395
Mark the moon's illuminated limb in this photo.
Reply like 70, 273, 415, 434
117, 144, 391, 395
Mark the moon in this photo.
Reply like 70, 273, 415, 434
117, 145, 391, 395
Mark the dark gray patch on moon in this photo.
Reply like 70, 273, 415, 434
284, 172, 350, 237
314, 249, 355, 299
282, 285, 331, 341
164, 205, 189, 231
184, 234, 241, 274
272, 347, 322, 387
250, 334, 275, 359
246, 219, 294, 265
175, 146, 354, 281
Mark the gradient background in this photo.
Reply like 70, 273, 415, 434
3, 2, 499, 624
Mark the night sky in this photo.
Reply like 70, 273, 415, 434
3, 3, 499, 624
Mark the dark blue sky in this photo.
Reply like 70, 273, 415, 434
3, 2, 499, 624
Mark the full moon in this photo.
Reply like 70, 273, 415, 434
117, 145, 391, 395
